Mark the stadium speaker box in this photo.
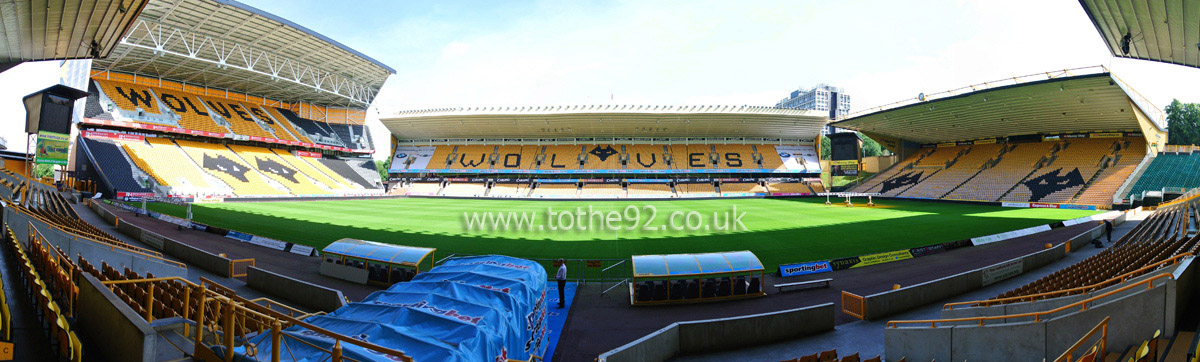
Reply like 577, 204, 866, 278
23, 84, 89, 135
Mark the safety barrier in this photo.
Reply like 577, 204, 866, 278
93, 275, 412, 362
230, 258, 254, 278
597, 303, 834, 362
841, 291, 866, 320
1053, 316, 1108, 362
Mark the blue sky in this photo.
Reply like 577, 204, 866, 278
1, 0, 1198, 158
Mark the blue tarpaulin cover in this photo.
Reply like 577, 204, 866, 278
233, 255, 548, 362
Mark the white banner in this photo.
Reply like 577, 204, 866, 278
289, 244, 315, 256
971, 224, 1052, 246
390, 146, 438, 171
774, 145, 821, 173
982, 259, 1024, 286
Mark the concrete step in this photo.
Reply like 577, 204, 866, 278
1162, 331, 1195, 362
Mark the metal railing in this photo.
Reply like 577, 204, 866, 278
841, 291, 866, 320
1053, 316, 1108, 362
888, 273, 1173, 328
101, 276, 413, 362
942, 253, 1192, 310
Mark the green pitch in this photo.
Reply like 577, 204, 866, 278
138, 197, 1098, 271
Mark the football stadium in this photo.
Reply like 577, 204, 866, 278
0, 0, 1199, 362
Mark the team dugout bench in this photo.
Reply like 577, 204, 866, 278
774, 278, 832, 294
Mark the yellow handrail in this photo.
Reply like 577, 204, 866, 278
888, 273, 1174, 328
10, 205, 185, 268
944, 253, 1193, 309
1054, 316, 1108, 362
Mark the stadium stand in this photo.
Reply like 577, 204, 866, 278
532, 183, 579, 197
679, 182, 718, 196
898, 143, 1003, 199
407, 182, 443, 196
681, 145, 712, 169
626, 145, 672, 170
720, 182, 767, 194
981, 202, 1197, 303
767, 182, 813, 194
261, 106, 314, 143
581, 183, 626, 197
173, 139, 288, 196
94, 79, 163, 116
4, 226, 83, 362
490, 182, 529, 197
441, 182, 488, 197
77, 138, 152, 194
1126, 152, 1200, 199
272, 150, 356, 191
1001, 139, 1113, 203
273, 108, 345, 147
238, 102, 298, 142
852, 148, 934, 194
775, 350, 880, 362
942, 141, 1058, 202
315, 157, 377, 188
711, 145, 758, 169
227, 144, 330, 195
1074, 138, 1146, 204
627, 183, 675, 197
583, 145, 625, 170
537, 146, 584, 169
121, 138, 205, 188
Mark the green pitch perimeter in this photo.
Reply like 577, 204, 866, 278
138, 197, 1099, 271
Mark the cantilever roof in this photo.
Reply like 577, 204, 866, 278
1079, 0, 1200, 69
632, 251, 764, 277
92, 0, 394, 107
0, 0, 149, 66
322, 238, 435, 266
830, 67, 1164, 144
382, 105, 829, 140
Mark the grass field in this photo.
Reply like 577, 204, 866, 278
137, 197, 1099, 271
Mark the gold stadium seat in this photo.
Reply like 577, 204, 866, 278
175, 139, 288, 196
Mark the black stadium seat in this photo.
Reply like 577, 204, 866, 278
734, 276, 747, 295
686, 280, 699, 299
80, 138, 152, 194
749, 277, 761, 294
637, 283, 652, 302
653, 282, 667, 301
670, 281, 684, 300
718, 279, 731, 297
702, 279, 716, 298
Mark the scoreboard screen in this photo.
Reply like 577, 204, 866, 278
827, 133, 861, 177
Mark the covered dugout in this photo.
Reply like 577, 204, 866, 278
235, 255, 549, 362
319, 238, 435, 286
630, 250, 766, 306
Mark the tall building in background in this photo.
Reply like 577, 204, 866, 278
58, 59, 92, 125
776, 84, 851, 134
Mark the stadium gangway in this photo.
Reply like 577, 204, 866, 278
100, 276, 413, 362
629, 250, 766, 306
319, 238, 435, 286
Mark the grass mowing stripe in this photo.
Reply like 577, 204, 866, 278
136, 198, 1098, 271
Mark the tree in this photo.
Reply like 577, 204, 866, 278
375, 159, 390, 181
819, 137, 830, 160
860, 134, 882, 157
1166, 99, 1200, 146
33, 164, 54, 179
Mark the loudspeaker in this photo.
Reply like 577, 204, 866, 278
23, 84, 88, 135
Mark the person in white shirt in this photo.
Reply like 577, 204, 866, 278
555, 259, 567, 309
